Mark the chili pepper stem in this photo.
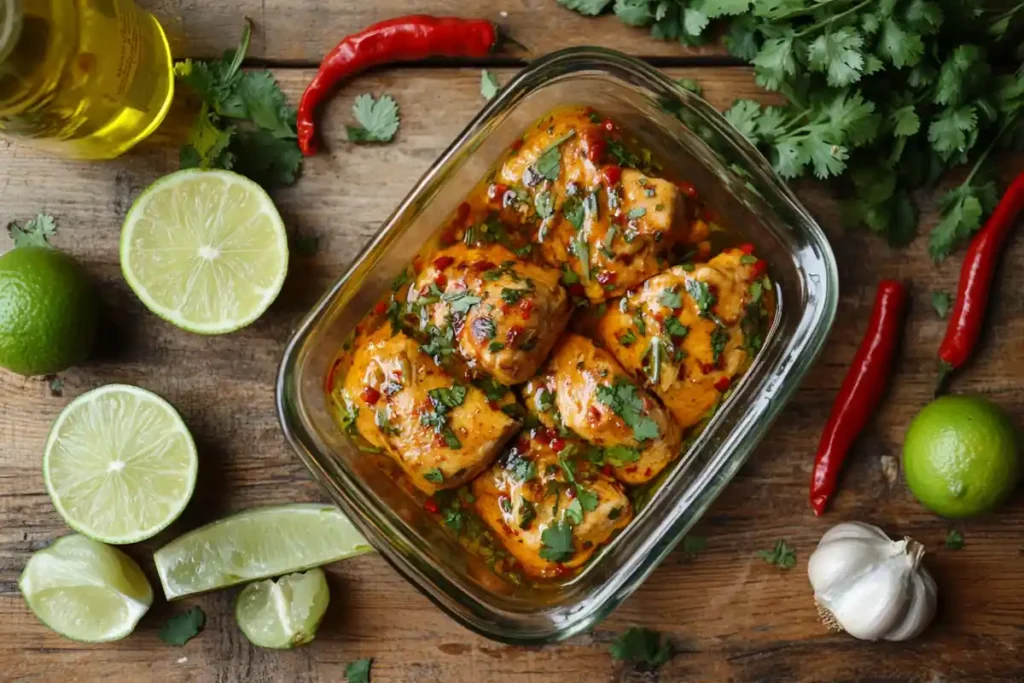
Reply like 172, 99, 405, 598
935, 361, 953, 397
495, 28, 530, 53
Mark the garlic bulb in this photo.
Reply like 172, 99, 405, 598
808, 521, 937, 641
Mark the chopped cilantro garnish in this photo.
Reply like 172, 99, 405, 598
664, 317, 688, 339
596, 377, 660, 441
685, 279, 716, 316
535, 190, 555, 219
563, 195, 585, 230
633, 309, 647, 336
423, 468, 444, 484
606, 139, 640, 167
420, 325, 455, 361
375, 408, 400, 436
618, 329, 637, 347
740, 254, 758, 265
476, 377, 508, 402
604, 444, 641, 466
758, 540, 796, 569
536, 388, 555, 412
505, 450, 537, 482
658, 288, 682, 309
539, 520, 575, 563
627, 207, 647, 220
501, 287, 529, 305
710, 325, 729, 365
346, 93, 400, 143
518, 497, 537, 529
609, 627, 673, 669
443, 290, 482, 315
488, 341, 505, 353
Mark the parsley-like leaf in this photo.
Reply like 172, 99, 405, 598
807, 27, 865, 87
758, 540, 796, 569
609, 627, 674, 669
596, 377, 660, 441
7, 213, 56, 248
658, 288, 682, 309
345, 658, 373, 683
681, 535, 707, 560
604, 444, 641, 466
540, 521, 575, 562
557, 0, 613, 16
535, 191, 555, 219
932, 291, 952, 319
685, 279, 716, 316
347, 94, 400, 143
159, 607, 206, 646
944, 529, 964, 550
480, 69, 500, 101
423, 468, 444, 484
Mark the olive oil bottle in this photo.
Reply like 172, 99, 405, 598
0, 0, 173, 159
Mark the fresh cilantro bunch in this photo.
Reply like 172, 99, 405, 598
174, 20, 302, 189
558, 0, 1023, 259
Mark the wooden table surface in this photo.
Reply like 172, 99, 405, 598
3, 3, 1024, 682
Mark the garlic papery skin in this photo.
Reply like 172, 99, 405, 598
808, 522, 937, 642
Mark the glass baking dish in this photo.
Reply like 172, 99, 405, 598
276, 47, 837, 644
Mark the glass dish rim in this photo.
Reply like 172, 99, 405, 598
277, 46, 839, 645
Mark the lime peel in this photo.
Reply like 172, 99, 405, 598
236, 568, 330, 648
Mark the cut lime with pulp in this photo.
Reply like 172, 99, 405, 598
236, 568, 330, 648
43, 384, 198, 544
154, 504, 373, 600
19, 535, 153, 642
120, 169, 289, 335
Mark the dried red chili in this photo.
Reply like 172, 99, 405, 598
360, 386, 381, 405
297, 16, 507, 155
810, 280, 908, 516
938, 171, 1024, 387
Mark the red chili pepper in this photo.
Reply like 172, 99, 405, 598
597, 271, 616, 287
298, 16, 503, 155
550, 437, 566, 452
583, 130, 606, 164
601, 165, 622, 187
372, 300, 387, 316
360, 386, 381, 405
737, 243, 755, 254
810, 280, 908, 516
432, 255, 454, 270
488, 183, 508, 202
601, 464, 614, 477
434, 273, 448, 289
423, 498, 440, 514
676, 180, 698, 199
714, 376, 731, 392
567, 283, 586, 297
938, 171, 1024, 386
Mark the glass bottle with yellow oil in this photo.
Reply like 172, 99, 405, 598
0, 0, 173, 159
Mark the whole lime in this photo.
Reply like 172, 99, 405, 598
0, 247, 98, 376
903, 395, 1019, 518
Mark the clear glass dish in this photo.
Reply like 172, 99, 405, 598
276, 47, 838, 645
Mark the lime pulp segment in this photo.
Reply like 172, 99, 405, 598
153, 504, 373, 600
236, 568, 330, 648
43, 384, 198, 544
120, 169, 289, 335
19, 535, 153, 642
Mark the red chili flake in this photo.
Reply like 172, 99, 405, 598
472, 260, 497, 273
701, 362, 716, 374
676, 180, 699, 199
519, 297, 535, 320
752, 259, 768, 277
510, 138, 524, 152
625, 465, 639, 473
506, 324, 525, 348
584, 131, 606, 164
653, 311, 665, 323
423, 498, 440, 514
488, 400, 500, 411
737, 243, 755, 254
456, 202, 471, 223
601, 464, 614, 477
714, 376, 732, 392
360, 386, 380, 405
553, 564, 572, 577
601, 165, 622, 186
602, 118, 616, 133
644, 468, 653, 477
588, 406, 602, 421
434, 273, 448, 289
372, 301, 387, 316
534, 428, 552, 446
550, 437, 566, 452
567, 283, 586, 297
597, 270, 617, 286
433, 255, 455, 270
701, 206, 720, 223
565, 486, 576, 498
439, 228, 457, 245
613, 213, 626, 227
354, 324, 363, 335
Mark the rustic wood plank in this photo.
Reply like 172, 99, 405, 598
141, 0, 730, 63
2, 66, 1024, 682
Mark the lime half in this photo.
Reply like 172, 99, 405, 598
43, 384, 198, 544
19, 535, 153, 642
154, 504, 373, 600
236, 568, 330, 648
120, 169, 289, 335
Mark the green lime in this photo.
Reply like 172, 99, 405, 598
120, 169, 289, 335
19, 534, 153, 642
153, 504, 373, 600
236, 568, 330, 648
903, 394, 1019, 518
0, 246, 98, 375
43, 384, 198, 544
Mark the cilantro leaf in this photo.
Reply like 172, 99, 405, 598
753, 36, 798, 91
347, 94, 400, 143
614, 0, 651, 26
928, 106, 978, 159
878, 19, 924, 69
345, 658, 373, 683
944, 529, 964, 550
231, 128, 303, 188
610, 627, 674, 669
557, 0, 613, 16
540, 521, 575, 562
596, 377, 660, 441
929, 178, 998, 260
932, 291, 952, 319
480, 69, 500, 101
725, 100, 762, 142
891, 105, 921, 136
423, 468, 444, 484
658, 288, 682, 309
681, 535, 707, 560
685, 279, 716, 316
535, 191, 555, 219
807, 27, 865, 87
563, 196, 585, 230
604, 444, 641, 466
758, 540, 796, 569
8, 213, 56, 248
159, 607, 206, 646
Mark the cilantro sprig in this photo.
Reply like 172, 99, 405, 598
7, 213, 56, 248
175, 20, 301, 189
347, 94, 401, 143
609, 626, 674, 670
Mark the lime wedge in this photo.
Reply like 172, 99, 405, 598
43, 384, 198, 544
120, 168, 289, 335
154, 504, 373, 600
19, 535, 153, 642
236, 568, 330, 648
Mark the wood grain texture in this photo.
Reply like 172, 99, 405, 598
3, 66, 1024, 683
138, 0, 731, 63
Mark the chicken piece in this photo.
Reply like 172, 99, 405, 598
471, 434, 632, 579
595, 247, 772, 430
521, 333, 683, 485
341, 326, 519, 494
409, 243, 570, 385
495, 107, 687, 301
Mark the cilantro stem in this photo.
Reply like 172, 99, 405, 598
769, 0, 867, 21
225, 19, 252, 80
964, 112, 1018, 186
794, 0, 874, 37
